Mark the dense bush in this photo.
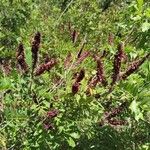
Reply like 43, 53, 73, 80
0, 0, 150, 149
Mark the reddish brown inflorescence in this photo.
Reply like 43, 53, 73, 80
108, 119, 126, 126
72, 82, 80, 94
86, 54, 107, 95
35, 59, 56, 76
76, 69, 85, 83
16, 43, 28, 73
96, 57, 108, 86
31, 32, 41, 71
72, 69, 85, 94
121, 53, 150, 80
111, 42, 124, 85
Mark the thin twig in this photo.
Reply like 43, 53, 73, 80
55, 0, 74, 26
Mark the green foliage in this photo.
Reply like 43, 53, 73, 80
0, 0, 150, 150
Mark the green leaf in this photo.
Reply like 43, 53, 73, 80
130, 100, 138, 113
137, 0, 143, 11
142, 22, 150, 32
67, 137, 76, 148
129, 100, 144, 121
145, 8, 150, 18
0, 77, 12, 91
75, 94, 81, 104
131, 15, 141, 21
43, 100, 50, 108
0, 133, 6, 148
70, 132, 80, 139
25, 46, 32, 67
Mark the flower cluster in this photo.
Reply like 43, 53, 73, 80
16, 43, 28, 73
43, 109, 59, 131
72, 82, 80, 95
76, 69, 85, 83
35, 59, 56, 76
31, 32, 41, 71
121, 53, 150, 80
72, 69, 85, 94
111, 42, 124, 85
86, 55, 107, 96
13, 33, 149, 96
108, 119, 127, 126
96, 57, 107, 86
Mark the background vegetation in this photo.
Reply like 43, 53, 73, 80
0, 0, 150, 149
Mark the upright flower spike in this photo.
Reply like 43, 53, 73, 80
72, 82, 80, 95
121, 53, 150, 80
16, 43, 28, 73
96, 57, 107, 86
35, 59, 56, 76
71, 69, 85, 95
31, 32, 41, 72
72, 69, 85, 95
111, 42, 124, 85
76, 69, 85, 83
86, 55, 106, 96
